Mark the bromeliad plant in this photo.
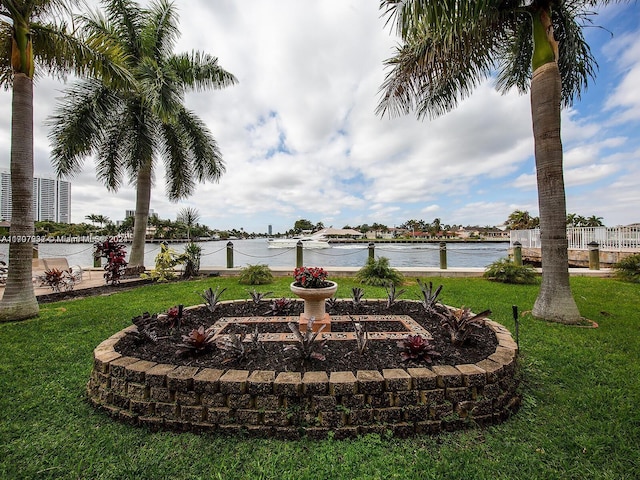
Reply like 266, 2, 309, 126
266, 297, 293, 316
397, 334, 440, 363
417, 279, 445, 316
284, 318, 327, 362
199, 286, 227, 313
439, 307, 492, 347
293, 266, 330, 288
176, 326, 215, 355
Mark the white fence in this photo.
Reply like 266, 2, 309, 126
510, 226, 640, 251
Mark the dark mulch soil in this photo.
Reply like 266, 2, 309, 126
37, 278, 154, 304
115, 300, 499, 373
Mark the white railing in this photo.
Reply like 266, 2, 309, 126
510, 226, 640, 251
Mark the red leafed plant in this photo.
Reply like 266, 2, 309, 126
293, 266, 330, 288
176, 326, 215, 355
397, 334, 440, 363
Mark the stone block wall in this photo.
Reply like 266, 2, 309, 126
87, 320, 520, 439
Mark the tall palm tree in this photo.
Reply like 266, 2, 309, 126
377, 0, 626, 324
0, 0, 128, 322
48, 0, 237, 268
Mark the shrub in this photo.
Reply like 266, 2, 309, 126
613, 254, 640, 283
355, 257, 404, 286
143, 243, 185, 282
483, 258, 538, 284
238, 264, 274, 285
182, 242, 202, 278
94, 237, 128, 285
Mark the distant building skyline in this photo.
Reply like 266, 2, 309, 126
0, 169, 71, 223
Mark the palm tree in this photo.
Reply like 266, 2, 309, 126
176, 207, 200, 240
377, 0, 626, 324
506, 210, 537, 230
0, 0, 128, 322
583, 215, 604, 227
48, 0, 237, 268
85, 213, 110, 227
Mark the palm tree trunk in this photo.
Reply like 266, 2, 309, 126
129, 162, 152, 267
530, 62, 581, 324
0, 74, 39, 322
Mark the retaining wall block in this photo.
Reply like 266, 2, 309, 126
395, 390, 420, 407
329, 371, 357, 396
382, 369, 412, 391
407, 367, 438, 390
302, 371, 329, 395
176, 391, 200, 406
127, 382, 149, 401
125, 360, 157, 383
421, 389, 445, 405
254, 394, 280, 410
228, 394, 253, 409
145, 364, 177, 387
274, 372, 302, 396
149, 387, 172, 403
130, 400, 154, 416
219, 370, 250, 394
201, 392, 227, 408
166, 366, 199, 392
456, 364, 487, 387
247, 370, 276, 395
93, 350, 122, 374
431, 365, 463, 388
474, 358, 503, 384
193, 368, 224, 393
341, 394, 366, 408
155, 402, 179, 419
356, 370, 385, 394
109, 356, 140, 378
311, 395, 336, 411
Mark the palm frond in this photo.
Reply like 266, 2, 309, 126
142, 0, 179, 61
553, 2, 598, 107
495, 15, 533, 96
31, 21, 132, 85
177, 108, 225, 182
161, 120, 193, 200
47, 79, 121, 177
169, 51, 238, 91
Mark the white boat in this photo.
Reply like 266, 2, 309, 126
267, 234, 331, 249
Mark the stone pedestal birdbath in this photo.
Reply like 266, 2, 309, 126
290, 280, 338, 332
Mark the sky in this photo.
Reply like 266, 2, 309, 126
1, 1, 639, 235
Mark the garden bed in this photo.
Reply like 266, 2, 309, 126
87, 299, 521, 439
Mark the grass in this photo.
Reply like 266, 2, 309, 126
1, 275, 639, 479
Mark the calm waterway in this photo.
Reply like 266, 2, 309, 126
0, 238, 509, 269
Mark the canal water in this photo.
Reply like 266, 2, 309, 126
0, 238, 508, 269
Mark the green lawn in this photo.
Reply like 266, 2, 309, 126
1, 276, 639, 479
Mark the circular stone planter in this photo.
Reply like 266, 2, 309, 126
87, 300, 521, 439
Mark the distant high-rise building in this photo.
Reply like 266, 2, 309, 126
0, 169, 71, 223
268, 224, 273, 236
